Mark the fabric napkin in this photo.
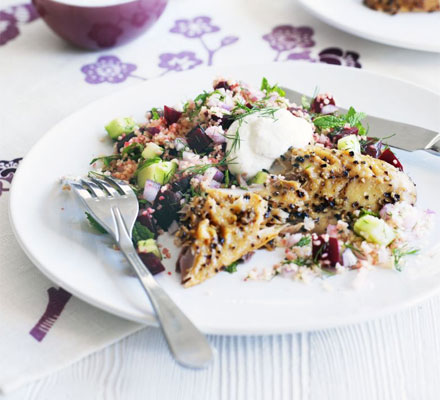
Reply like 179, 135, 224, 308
1, 0, 439, 394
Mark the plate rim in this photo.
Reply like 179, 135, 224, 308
297, 0, 440, 54
9, 62, 440, 334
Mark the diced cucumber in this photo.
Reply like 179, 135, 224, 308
137, 160, 177, 188
338, 134, 361, 154
354, 215, 395, 246
142, 143, 163, 160
250, 171, 269, 185
105, 117, 136, 140
138, 238, 162, 259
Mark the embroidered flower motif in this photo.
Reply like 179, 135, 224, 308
0, 157, 22, 196
81, 56, 137, 84
263, 25, 315, 54
158, 51, 203, 73
5, 4, 39, 24
318, 48, 362, 68
87, 23, 123, 48
0, 12, 19, 46
286, 50, 314, 61
170, 16, 220, 38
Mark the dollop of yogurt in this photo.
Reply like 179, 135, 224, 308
226, 108, 313, 178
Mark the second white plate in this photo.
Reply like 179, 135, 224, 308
298, 0, 440, 53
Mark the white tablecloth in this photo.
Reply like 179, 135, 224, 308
1, 0, 440, 398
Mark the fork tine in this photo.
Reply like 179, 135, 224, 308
105, 176, 134, 196
90, 177, 120, 197
81, 178, 107, 198
68, 181, 93, 200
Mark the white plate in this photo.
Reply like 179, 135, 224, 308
297, 0, 440, 53
9, 63, 440, 334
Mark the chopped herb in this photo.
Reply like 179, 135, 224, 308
225, 261, 238, 273
121, 142, 144, 160
85, 212, 107, 234
224, 169, 230, 187
282, 257, 308, 266
301, 95, 311, 110
296, 236, 311, 247
151, 108, 160, 120
260, 77, 286, 97
392, 247, 419, 271
313, 243, 325, 264
132, 221, 154, 245
137, 156, 162, 172
359, 209, 379, 218
313, 106, 367, 135
344, 243, 364, 257
90, 155, 120, 167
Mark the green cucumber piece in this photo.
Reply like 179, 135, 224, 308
142, 143, 163, 160
137, 160, 177, 188
250, 171, 269, 185
354, 215, 395, 246
337, 134, 361, 154
138, 238, 162, 259
105, 117, 136, 140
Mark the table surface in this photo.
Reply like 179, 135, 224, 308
1, 0, 440, 398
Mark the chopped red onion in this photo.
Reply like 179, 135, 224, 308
212, 168, 224, 182
205, 126, 227, 144
143, 180, 161, 203
320, 104, 338, 115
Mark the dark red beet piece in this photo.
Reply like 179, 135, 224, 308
146, 127, 160, 135
171, 175, 192, 194
311, 93, 336, 113
163, 106, 182, 125
331, 127, 359, 144
214, 81, 231, 90
378, 148, 403, 171
136, 213, 157, 238
138, 252, 165, 275
186, 126, 213, 153
312, 234, 340, 267
220, 115, 235, 130
153, 189, 182, 230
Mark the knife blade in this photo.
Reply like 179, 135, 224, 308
282, 87, 440, 153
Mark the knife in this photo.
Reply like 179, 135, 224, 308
282, 87, 440, 154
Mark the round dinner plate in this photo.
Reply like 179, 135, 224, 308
9, 62, 440, 334
297, 0, 440, 53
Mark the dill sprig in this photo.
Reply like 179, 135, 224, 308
392, 247, 419, 271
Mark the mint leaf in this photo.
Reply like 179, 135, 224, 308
296, 236, 311, 247
260, 77, 285, 97
224, 261, 238, 273
151, 108, 160, 120
85, 212, 107, 234
90, 155, 120, 167
132, 221, 154, 245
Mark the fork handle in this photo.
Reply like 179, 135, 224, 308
113, 208, 213, 368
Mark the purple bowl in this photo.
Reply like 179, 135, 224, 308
32, 0, 168, 50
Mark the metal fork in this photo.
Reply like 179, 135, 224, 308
67, 175, 213, 368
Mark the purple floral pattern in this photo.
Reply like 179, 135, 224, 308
263, 24, 362, 68
170, 16, 220, 38
319, 47, 362, 68
0, 3, 39, 46
158, 51, 203, 74
81, 55, 146, 84
263, 25, 314, 61
29, 287, 72, 342
0, 158, 22, 196
169, 16, 238, 66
